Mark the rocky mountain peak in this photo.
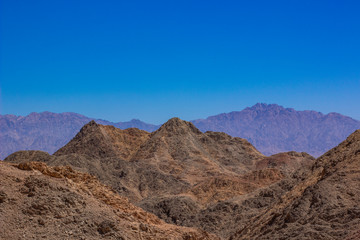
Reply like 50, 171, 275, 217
54, 121, 150, 160
245, 103, 297, 115
129, 119, 143, 123
249, 102, 270, 110
79, 120, 100, 132
248, 103, 282, 111
155, 117, 202, 136
53, 120, 113, 158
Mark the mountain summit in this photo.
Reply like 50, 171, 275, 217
155, 117, 202, 136
54, 120, 150, 160
132, 117, 264, 182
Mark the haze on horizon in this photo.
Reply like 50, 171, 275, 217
1, 0, 359, 124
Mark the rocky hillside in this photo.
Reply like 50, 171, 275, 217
230, 129, 360, 239
192, 103, 360, 156
0, 161, 216, 240
255, 151, 315, 175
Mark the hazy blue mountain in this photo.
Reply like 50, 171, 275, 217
192, 103, 360, 156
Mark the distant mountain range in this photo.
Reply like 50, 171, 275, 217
192, 103, 360, 156
1, 103, 359, 159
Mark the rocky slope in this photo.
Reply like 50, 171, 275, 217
230, 130, 360, 239
192, 103, 360, 156
255, 151, 315, 176
0, 161, 216, 240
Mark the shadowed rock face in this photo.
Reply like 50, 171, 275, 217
192, 103, 360, 156
4, 118, 319, 239
0, 161, 217, 240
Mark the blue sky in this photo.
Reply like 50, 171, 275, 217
1, 0, 359, 124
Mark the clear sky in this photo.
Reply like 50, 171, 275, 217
1, 0, 359, 124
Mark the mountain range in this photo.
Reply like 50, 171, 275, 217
2, 117, 314, 239
2, 117, 360, 239
1, 103, 359, 159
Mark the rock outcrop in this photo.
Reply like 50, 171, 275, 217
0, 161, 216, 240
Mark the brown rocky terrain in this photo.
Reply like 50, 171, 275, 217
230, 130, 360, 239
255, 151, 315, 175
3, 118, 321, 239
131, 118, 264, 182
54, 120, 151, 160
5, 150, 190, 203
138, 173, 298, 239
0, 161, 216, 240
187, 168, 283, 205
